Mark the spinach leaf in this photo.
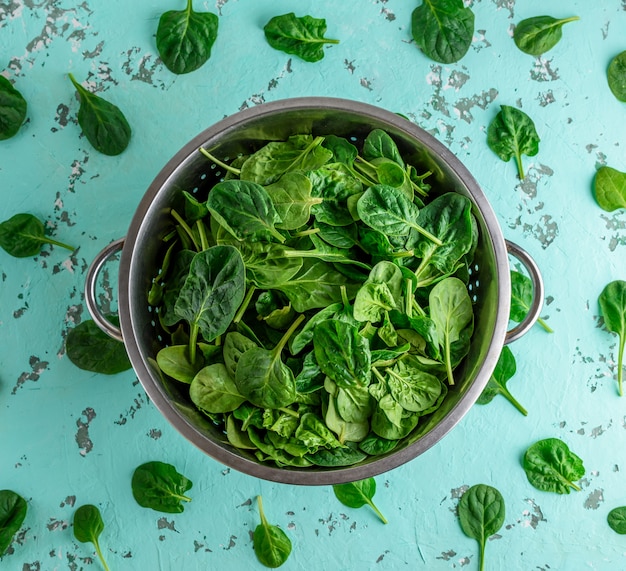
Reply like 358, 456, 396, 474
315, 221, 359, 249
234, 316, 304, 408
314, 320, 371, 388
608, 51, 626, 102
411, 0, 475, 64
223, 331, 258, 378
295, 351, 325, 393
263, 12, 339, 62
308, 162, 363, 227
362, 129, 405, 167
322, 134, 358, 165
594, 165, 626, 212
523, 438, 585, 494
156, 0, 219, 75
73, 504, 110, 571
598, 280, 626, 396
68, 73, 131, 156
190, 363, 246, 414
207, 180, 285, 243
487, 105, 540, 180
131, 461, 193, 513
476, 346, 527, 416
156, 344, 206, 384
0, 213, 74, 258
305, 443, 367, 466
66, 318, 132, 375
608, 507, 626, 534
429, 277, 473, 386
513, 15, 579, 56
332, 478, 387, 524
458, 484, 505, 571
0, 76, 27, 140
174, 246, 245, 362
358, 432, 398, 456
253, 496, 292, 568
386, 366, 441, 413
264, 172, 323, 230
0, 490, 27, 557
510, 270, 553, 333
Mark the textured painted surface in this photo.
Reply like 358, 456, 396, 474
1, 0, 626, 569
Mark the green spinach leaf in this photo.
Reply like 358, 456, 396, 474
66, 318, 132, 374
0, 213, 74, 258
253, 496, 292, 568
131, 461, 193, 513
332, 478, 387, 524
608, 507, 626, 534
264, 172, 323, 230
156, 0, 219, 74
513, 15, 579, 56
476, 346, 527, 416
510, 270, 553, 333
608, 51, 626, 102
68, 73, 131, 156
190, 363, 246, 413
458, 484, 505, 571
73, 504, 110, 571
0, 76, 27, 140
598, 280, 626, 396
263, 12, 339, 62
156, 344, 206, 384
411, 0, 475, 64
487, 105, 540, 180
0, 490, 27, 557
594, 165, 626, 212
523, 438, 585, 494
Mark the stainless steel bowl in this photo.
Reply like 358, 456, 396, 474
86, 98, 543, 485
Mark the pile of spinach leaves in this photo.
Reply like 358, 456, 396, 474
149, 127, 479, 469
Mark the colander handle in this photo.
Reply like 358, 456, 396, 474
504, 239, 544, 344
84, 237, 125, 342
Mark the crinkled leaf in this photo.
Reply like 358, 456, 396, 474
608, 507, 626, 534
523, 438, 585, 494
131, 461, 193, 513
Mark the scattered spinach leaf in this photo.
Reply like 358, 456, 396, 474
411, 0, 475, 64
253, 495, 292, 568
156, 0, 219, 74
598, 280, 626, 396
608, 51, 626, 102
66, 318, 132, 375
0, 76, 27, 140
458, 484, 505, 571
523, 438, 585, 494
263, 13, 339, 62
510, 270, 553, 333
0, 490, 27, 557
332, 478, 387, 524
131, 461, 193, 513
73, 504, 110, 571
594, 165, 626, 212
487, 105, 540, 180
513, 15, 579, 56
68, 73, 131, 156
608, 507, 626, 534
0, 213, 74, 258
477, 346, 527, 416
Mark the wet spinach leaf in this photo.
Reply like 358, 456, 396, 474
513, 15, 579, 56
0, 490, 27, 557
458, 484, 505, 571
156, 0, 219, 74
73, 504, 110, 571
608, 507, 626, 534
263, 12, 339, 62
594, 165, 626, 212
510, 270, 553, 333
523, 438, 585, 494
0, 213, 74, 258
487, 105, 540, 180
66, 318, 132, 375
131, 461, 193, 513
332, 478, 387, 524
0, 76, 27, 140
411, 0, 475, 64
68, 73, 131, 156
598, 280, 626, 396
477, 346, 527, 415
253, 496, 292, 568
608, 51, 626, 102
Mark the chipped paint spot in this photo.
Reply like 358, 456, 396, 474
75, 407, 96, 456
584, 489, 604, 510
12, 356, 49, 394
530, 58, 560, 82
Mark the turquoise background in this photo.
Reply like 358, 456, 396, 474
2, 1, 626, 569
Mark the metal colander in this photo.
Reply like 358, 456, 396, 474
86, 98, 543, 485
